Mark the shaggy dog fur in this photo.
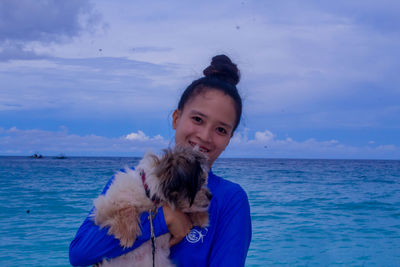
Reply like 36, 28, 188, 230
92, 146, 211, 266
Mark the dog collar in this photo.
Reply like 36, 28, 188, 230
139, 169, 161, 206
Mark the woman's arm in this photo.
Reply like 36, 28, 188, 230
69, 176, 169, 266
69, 175, 193, 266
69, 206, 169, 266
208, 188, 252, 267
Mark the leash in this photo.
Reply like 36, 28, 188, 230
140, 168, 160, 267
148, 208, 157, 267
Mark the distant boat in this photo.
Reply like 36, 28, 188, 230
55, 154, 67, 159
30, 153, 43, 159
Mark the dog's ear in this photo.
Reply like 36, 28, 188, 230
160, 167, 196, 207
181, 159, 203, 206
168, 191, 179, 208
156, 146, 207, 206
109, 205, 141, 248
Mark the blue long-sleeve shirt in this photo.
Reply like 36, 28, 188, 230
69, 170, 252, 266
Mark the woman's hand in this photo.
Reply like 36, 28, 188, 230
163, 204, 193, 246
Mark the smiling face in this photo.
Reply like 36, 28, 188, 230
172, 88, 237, 167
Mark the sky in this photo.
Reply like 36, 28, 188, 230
0, 0, 399, 159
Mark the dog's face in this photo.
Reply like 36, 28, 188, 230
154, 146, 212, 211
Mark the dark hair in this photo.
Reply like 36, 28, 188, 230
177, 55, 242, 133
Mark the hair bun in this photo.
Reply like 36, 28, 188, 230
203, 55, 240, 86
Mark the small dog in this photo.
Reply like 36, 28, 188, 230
93, 146, 212, 267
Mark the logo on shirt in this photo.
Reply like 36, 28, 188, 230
186, 227, 208, 243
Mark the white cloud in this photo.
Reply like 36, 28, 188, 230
126, 130, 153, 141
225, 129, 399, 159
0, 127, 398, 159
376, 145, 397, 151
254, 130, 275, 143
0, 127, 168, 156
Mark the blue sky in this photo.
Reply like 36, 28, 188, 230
1, 0, 399, 159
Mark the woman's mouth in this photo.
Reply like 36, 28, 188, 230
189, 141, 210, 153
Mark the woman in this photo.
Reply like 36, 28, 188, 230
69, 55, 252, 266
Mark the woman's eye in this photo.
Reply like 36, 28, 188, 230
192, 116, 202, 123
217, 127, 227, 135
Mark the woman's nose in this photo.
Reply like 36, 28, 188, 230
198, 126, 212, 142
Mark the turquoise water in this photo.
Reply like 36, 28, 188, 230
0, 156, 399, 266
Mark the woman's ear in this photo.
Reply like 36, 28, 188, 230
172, 109, 181, 130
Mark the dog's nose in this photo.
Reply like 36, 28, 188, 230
206, 191, 213, 200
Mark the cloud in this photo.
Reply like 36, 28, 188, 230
1, 0, 400, 158
0, 0, 101, 43
226, 129, 400, 160
0, 126, 398, 159
126, 131, 150, 141
125, 131, 165, 142
253, 130, 275, 143
0, 43, 49, 62
130, 47, 174, 54
0, 56, 182, 115
0, 127, 168, 156
0, 0, 104, 61
81, 0, 400, 133
312, 1, 400, 33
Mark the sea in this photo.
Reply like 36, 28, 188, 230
0, 156, 399, 266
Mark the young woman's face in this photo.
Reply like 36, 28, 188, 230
173, 89, 237, 167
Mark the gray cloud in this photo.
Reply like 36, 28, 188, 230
314, 0, 400, 33
0, 43, 49, 62
0, 0, 103, 61
248, 0, 400, 32
0, 56, 183, 117
130, 46, 174, 54
0, 0, 101, 43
